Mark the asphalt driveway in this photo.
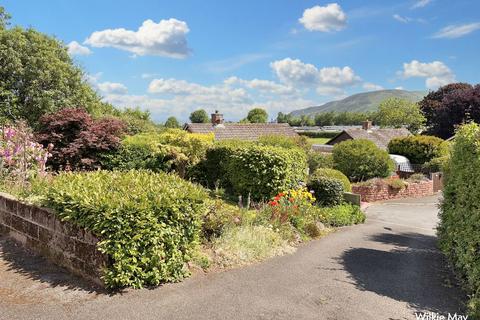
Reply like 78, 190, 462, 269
0, 195, 466, 320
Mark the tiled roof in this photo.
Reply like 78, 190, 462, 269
327, 128, 411, 149
184, 123, 299, 141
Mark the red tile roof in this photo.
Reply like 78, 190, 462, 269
184, 123, 298, 141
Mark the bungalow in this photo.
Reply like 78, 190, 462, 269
326, 121, 410, 150
184, 111, 299, 141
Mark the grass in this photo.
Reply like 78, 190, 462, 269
308, 137, 330, 145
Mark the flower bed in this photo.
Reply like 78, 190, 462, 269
352, 179, 434, 202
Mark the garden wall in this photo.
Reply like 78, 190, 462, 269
352, 180, 434, 202
0, 193, 107, 286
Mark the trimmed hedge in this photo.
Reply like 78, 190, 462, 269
308, 176, 344, 207
332, 139, 394, 182
311, 168, 351, 192
387, 135, 448, 164
35, 170, 208, 289
438, 123, 480, 317
307, 151, 334, 173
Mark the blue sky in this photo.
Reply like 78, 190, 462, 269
3, 0, 480, 122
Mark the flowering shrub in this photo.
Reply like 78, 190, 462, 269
268, 187, 315, 225
0, 122, 50, 183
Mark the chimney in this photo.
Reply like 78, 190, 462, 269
211, 110, 224, 125
362, 120, 372, 130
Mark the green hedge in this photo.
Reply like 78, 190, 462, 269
298, 131, 340, 139
307, 152, 333, 173
227, 144, 307, 201
310, 168, 351, 192
438, 123, 480, 317
388, 135, 448, 164
35, 170, 208, 289
308, 176, 344, 207
332, 139, 394, 182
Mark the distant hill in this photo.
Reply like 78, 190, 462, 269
290, 89, 427, 117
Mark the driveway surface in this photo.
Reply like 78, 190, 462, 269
0, 195, 465, 320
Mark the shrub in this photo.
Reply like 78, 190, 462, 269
332, 139, 394, 182
407, 173, 428, 183
258, 134, 311, 152
386, 178, 407, 190
34, 170, 208, 289
438, 123, 480, 317
422, 155, 449, 172
387, 135, 448, 164
308, 176, 344, 207
317, 204, 365, 227
307, 151, 333, 173
311, 168, 351, 192
36, 108, 126, 171
102, 130, 214, 177
227, 144, 307, 201
0, 121, 50, 183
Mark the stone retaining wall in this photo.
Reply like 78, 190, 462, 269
0, 193, 107, 286
352, 180, 434, 202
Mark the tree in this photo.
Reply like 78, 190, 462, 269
0, 9, 106, 127
165, 116, 181, 128
189, 109, 209, 123
36, 108, 126, 170
277, 112, 289, 123
376, 98, 426, 133
246, 108, 268, 123
0, 6, 11, 29
419, 83, 480, 139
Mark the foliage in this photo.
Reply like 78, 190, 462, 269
388, 135, 448, 164
110, 107, 159, 135
438, 123, 480, 317
307, 152, 334, 173
307, 176, 344, 207
189, 109, 209, 123
0, 121, 50, 184
332, 139, 394, 182
103, 129, 214, 177
298, 131, 340, 139
385, 178, 407, 190
317, 204, 365, 227
212, 224, 294, 267
420, 83, 480, 139
33, 170, 208, 289
0, 17, 106, 127
266, 187, 316, 229
422, 155, 449, 173
310, 168, 351, 192
407, 173, 428, 183
36, 108, 126, 171
226, 144, 307, 201
314, 111, 377, 126
258, 134, 312, 152
165, 116, 181, 128
376, 98, 425, 132
246, 108, 268, 123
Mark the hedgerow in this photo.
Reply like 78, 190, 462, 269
35, 170, 208, 289
307, 176, 344, 207
438, 123, 480, 317
310, 168, 351, 192
387, 135, 448, 164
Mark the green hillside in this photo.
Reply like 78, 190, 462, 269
290, 89, 427, 117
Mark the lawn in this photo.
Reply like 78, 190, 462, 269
308, 137, 330, 145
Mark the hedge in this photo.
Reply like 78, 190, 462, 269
438, 123, 480, 317
298, 131, 340, 139
35, 170, 208, 289
387, 135, 448, 164
332, 139, 394, 182
307, 152, 334, 173
307, 176, 344, 207
310, 168, 351, 192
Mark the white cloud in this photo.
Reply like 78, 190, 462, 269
411, 0, 432, 9
67, 41, 92, 56
399, 60, 455, 89
395, 86, 404, 90
393, 14, 411, 24
363, 82, 384, 91
224, 76, 296, 96
270, 58, 319, 86
85, 18, 190, 58
299, 3, 347, 32
97, 82, 128, 94
318, 66, 361, 86
432, 22, 480, 39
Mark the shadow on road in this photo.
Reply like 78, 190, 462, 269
340, 232, 466, 314
0, 236, 107, 295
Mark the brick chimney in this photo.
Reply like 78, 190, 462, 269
211, 110, 224, 125
362, 120, 372, 130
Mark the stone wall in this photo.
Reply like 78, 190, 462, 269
0, 193, 107, 286
352, 180, 434, 202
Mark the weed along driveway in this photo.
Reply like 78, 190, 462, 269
0, 195, 465, 320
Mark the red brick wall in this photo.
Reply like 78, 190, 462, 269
352, 180, 434, 202
0, 193, 107, 286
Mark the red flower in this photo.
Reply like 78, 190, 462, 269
274, 196, 281, 201
269, 201, 279, 207
289, 198, 294, 202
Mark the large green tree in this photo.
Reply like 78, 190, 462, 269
165, 116, 181, 128
0, 7, 105, 126
189, 109, 209, 123
376, 97, 425, 133
246, 108, 268, 123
